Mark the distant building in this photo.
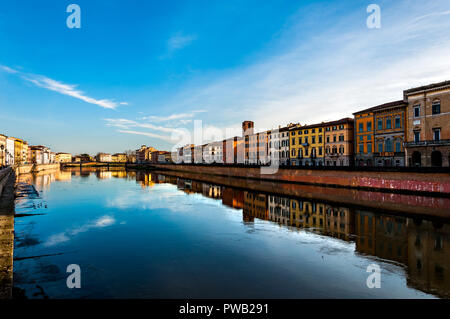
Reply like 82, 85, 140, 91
96, 153, 112, 162
55, 152, 72, 163
111, 153, 127, 162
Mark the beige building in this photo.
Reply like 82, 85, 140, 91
96, 153, 112, 162
55, 152, 72, 163
111, 153, 127, 162
404, 81, 450, 167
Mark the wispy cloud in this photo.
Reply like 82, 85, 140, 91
105, 117, 190, 143
148, 1, 450, 132
168, 32, 197, 52
44, 215, 116, 247
0, 66, 127, 109
141, 110, 205, 122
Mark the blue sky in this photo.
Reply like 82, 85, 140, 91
1, 0, 450, 154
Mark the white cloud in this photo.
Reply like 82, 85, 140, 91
168, 32, 197, 52
44, 215, 117, 247
0, 67, 127, 109
148, 1, 450, 131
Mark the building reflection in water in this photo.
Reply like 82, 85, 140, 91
6, 168, 450, 299
130, 171, 450, 298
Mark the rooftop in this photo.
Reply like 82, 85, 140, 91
353, 100, 406, 115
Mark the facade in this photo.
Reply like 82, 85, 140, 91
324, 118, 354, 166
55, 152, 72, 163
354, 101, 406, 167
13, 138, 24, 165
289, 123, 325, 166
96, 153, 112, 162
268, 127, 290, 166
353, 108, 375, 166
111, 153, 127, 162
373, 101, 407, 167
404, 81, 450, 167
135, 145, 157, 163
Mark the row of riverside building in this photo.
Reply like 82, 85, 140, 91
0, 135, 62, 167
174, 80, 450, 167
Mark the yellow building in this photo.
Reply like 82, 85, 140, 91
55, 152, 72, 163
289, 123, 325, 166
111, 153, 127, 162
12, 138, 24, 165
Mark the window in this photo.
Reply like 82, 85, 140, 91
385, 139, 392, 152
414, 131, 420, 143
327, 136, 330, 143
414, 105, 420, 118
312, 129, 315, 133
298, 137, 302, 144
326, 127, 330, 131
359, 136, 363, 142
359, 123, 363, 132
339, 125, 344, 130
304, 130, 308, 134
359, 144, 363, 154
367, 135, 372, 141
339, 135, 344, 142
319, 136, 322, 143
319, 128, 322, 133
386, 118, 391, 129
367, 122, 372, 132
333, 135, 337, 142
304, 148, 308, 156
433, 128, 441, 141
395, 117, 401, 128
292, 138, 295, 145
291, 149, 295, 156
378, 119, 383, 130
395, 141, 401, 153
378, 142, 383, 153
305, 137, 308, 144
367, 143, 372, 154
432, 101, 441, 115
312, 136, 316, 144
319, 147, 322, 156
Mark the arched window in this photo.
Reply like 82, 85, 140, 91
332, 146, 337, 154
385, 139, 392, 152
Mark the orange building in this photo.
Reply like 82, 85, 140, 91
353, 108, 375, 166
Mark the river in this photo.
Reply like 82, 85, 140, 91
2, 168, 449, 298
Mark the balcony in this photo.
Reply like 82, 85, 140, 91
404, 139, 450, 147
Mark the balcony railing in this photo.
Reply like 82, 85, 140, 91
404, 139, 450, 147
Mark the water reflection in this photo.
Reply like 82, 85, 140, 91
5, 168, 450, 298
135, 170, 450, 298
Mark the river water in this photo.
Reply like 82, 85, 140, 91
3, 168, 449, 299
